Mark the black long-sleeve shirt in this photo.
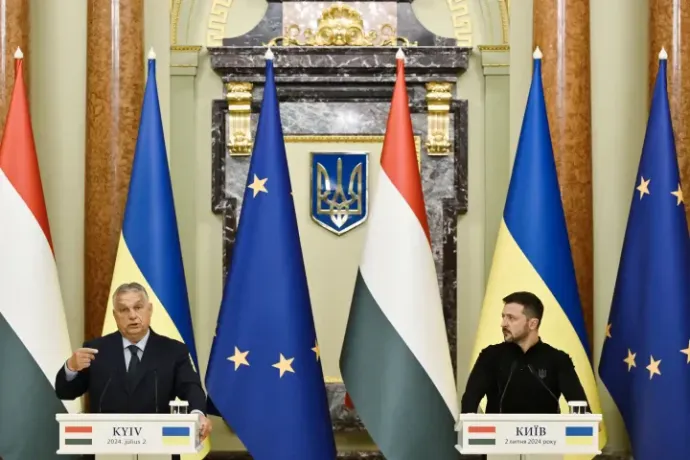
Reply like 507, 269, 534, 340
461, 339, 589, 414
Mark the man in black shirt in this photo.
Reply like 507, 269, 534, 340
461, 291, 589, 414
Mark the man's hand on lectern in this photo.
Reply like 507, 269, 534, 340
66, 348, 99, 372
199, 415, 212, 441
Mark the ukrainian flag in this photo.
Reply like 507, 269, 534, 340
468, 48, 607, 453
101, 49, 210, 459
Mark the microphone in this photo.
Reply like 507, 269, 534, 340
499, 361, 518, 413
153, 369, 159, 413
527, 364, 561, 413
99, 375, 113, 413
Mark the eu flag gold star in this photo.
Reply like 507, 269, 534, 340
646, 355, 661, 379
312, 340, 320, 361
637, 176, 650, 199
227, 347, 250, 370
272, 353, 295, 378
605, 324, 612, 338
672, 183, 684, 205
681, 340, 690, 363
624, 349, 636, 371
248, 174, 268, 197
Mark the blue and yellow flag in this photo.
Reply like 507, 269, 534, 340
102, 50, 209, 459
598, 50, 690, 459
468, 48, 606, 451
205, 49, 336, 460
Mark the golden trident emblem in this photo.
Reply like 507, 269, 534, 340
315, 157, 364, 230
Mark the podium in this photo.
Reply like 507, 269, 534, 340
55, 413, 202, 459
455, 413, 602, 459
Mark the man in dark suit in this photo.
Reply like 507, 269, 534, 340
55, 282, 212, 455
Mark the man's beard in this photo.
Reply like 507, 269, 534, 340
503, 326, 529, 343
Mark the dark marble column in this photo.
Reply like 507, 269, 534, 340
0, 0, 28, 138
84, 0, 144, 340
533, 0, 594, 349
649, 0, 690, 227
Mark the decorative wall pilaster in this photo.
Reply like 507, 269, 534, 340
478, 45, 511, 277
170, 44, 202, 327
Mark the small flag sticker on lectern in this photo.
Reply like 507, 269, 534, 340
467, 425, 496, 445
162, 426, 191, 446
565, 426, 593, 445
64, 426, 93, 445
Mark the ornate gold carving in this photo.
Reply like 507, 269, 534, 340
226, 83, 254, 155
171, 0, 182, 45
284, 135, 421, 170
266, 25, 303, 47
477, 45, 510, 52
170, 45, 203, 52
306, 4, 378, 46
266, 4, 416, 47
425, 83, 453, 155
380, 36, 417, 47
446, 0, 472, 47
499, 0, 510, 44
207, 0, 234, 46
228, 132, 422, 168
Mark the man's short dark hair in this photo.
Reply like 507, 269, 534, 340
502, 291, 544, 325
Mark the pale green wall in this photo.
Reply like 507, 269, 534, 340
590, 0, 649, 452
30, 0, 87, 352
145, 0, 172, 151
28, 0, 652, 454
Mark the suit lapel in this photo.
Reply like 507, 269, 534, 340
109, 332, 128, 382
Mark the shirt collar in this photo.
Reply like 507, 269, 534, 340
122, 329, 151, 351
507, 337, 543, 354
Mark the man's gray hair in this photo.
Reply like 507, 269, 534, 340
112, 282, 149, 305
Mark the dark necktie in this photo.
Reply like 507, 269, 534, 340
127, 344, 140, 380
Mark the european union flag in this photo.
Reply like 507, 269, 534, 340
205, 49, 337, 460
599, 50, 690, 459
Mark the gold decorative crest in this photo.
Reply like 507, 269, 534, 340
266, 3, 416, 47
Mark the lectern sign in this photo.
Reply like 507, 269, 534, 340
457, 414, 602, 455
56, 414, 201, 455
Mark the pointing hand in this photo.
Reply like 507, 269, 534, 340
67, 348, 98, 372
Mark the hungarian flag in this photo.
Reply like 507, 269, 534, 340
339, 49, 458, 459
0, 49, 80, 459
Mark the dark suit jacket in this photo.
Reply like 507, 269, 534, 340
55, 329, 206, 415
